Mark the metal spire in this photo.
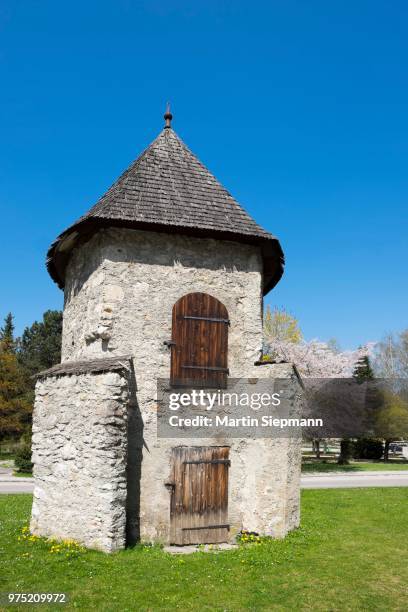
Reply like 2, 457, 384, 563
164, 102, 173, 129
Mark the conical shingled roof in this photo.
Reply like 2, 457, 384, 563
47, 123, 284, 294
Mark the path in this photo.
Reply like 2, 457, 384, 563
1, 470, 408, 494
301, 470, 408, 489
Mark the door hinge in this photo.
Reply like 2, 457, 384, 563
182, 315, 230, 325
182, 365, 229, 373
183, 459, 231, 466
182, 524, 230, 531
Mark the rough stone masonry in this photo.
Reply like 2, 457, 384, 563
31, 359, 301, 551
31, 115, 301, 552
31, 365, 130, 552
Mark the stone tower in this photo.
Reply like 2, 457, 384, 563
31, 110, 301, 552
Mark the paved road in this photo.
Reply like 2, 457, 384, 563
1, 471, 408, 494
0, 479, 34, 493
0, 461, 35, 493
301, 471, 408, 489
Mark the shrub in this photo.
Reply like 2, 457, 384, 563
15, 435, 33, 473
353, 438, 384, 461
338, 439, 353, 465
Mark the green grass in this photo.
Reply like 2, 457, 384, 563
1, 490, 408, 611
302, 460, 408, 473
12, 472, 33, 478
0, 455, 15, 462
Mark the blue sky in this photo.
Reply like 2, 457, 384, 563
0, 0, 407, 349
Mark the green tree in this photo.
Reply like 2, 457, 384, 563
375, 392, 408, 461
338, 439, 353, 465
0, 310, 63, 445
337, 355, 375, 465
353, 355, 374, 382
14, 429, 33, 473
16, 310, 62, 417
17, 310, 62, 380
0, 313, 15, 353
264, 306, 302, 343
0, 314, 31, 442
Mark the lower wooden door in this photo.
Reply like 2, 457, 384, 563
169, 446, 230, 545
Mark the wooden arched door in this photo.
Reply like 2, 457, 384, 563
170, 293, 229, 388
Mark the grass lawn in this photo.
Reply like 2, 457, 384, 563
1, 490, 408, 611
302, 460, 408, 473
0, 454, 16, 461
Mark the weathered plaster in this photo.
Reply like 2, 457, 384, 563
31, 228, 301, 549
62, 228, 264, 372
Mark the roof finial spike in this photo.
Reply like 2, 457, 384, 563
164, 101, 173, 129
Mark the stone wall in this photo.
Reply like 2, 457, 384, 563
32, 227, 301, 548
232, 363, 302, 538
62, 228, 264, 373
30, 369, 130, 552
126, 362, 302, 544
31, 362, 301, 549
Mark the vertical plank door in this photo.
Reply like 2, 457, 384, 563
169, 446, 230, 545
170, 292, 229, 388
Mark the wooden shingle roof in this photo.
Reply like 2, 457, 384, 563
47, 121, 284, 294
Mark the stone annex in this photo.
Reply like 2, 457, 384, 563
30, 108, 302, 552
